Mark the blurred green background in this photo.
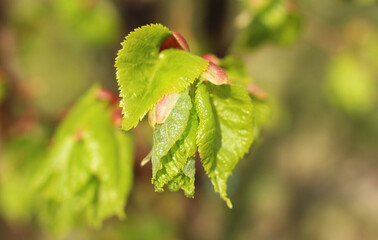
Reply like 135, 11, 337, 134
0, 0, 377, 239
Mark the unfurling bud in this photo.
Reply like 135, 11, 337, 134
112, 108, 122, 128
201, 53, 220, 65
201, 61, 229, 85
247, 83, 266, 100
148, 93, 180, 127
96, 88, 119, 104
159, 31, 190, 52
74, 129, 83, 141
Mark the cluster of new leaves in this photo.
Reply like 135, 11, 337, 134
0, 23, 270, 233
32, 86, 134, 232
116, 24, 270, 207
237, 0, 303, 49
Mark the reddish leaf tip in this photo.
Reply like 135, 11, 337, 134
96, 88, 119, 104
74, 129, 83, 141
155, 93, 180, 124
149, 93, 180, 127
159, 31, 190, 52
112, 108, 122, 128
201, 53, 220, 65
247, 83, 266, 100
201, 62, 229, 85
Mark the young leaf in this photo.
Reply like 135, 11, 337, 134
195, 83, 255, 208
218, 56, 271, 137
166, 157, 196, 197
151, 90, 193, 175
247, 83, 267, 100
201, 54, 220, 64
34, 86, 134, 232
159, 31, 190, 52
115, 24, 208, 130
149, 92, 181, 126
201, 61, 229, 85
153, 107, 198, 197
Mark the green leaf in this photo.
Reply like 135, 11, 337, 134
195, 83, 254, 208
166, 157, 196, 197
34, 86, 134, 232
153, 106, 198, 197
218, 56, 271, 138
148, 90, 198, 197
115, 24, 208, 130
151, 90, 192, 175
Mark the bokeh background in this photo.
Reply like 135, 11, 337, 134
0, 0, 377, 239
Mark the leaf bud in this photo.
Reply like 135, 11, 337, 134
247, 83, 266, 100
159, 31, 190, 52
201, 62, 229, 85
148, 92, 180, 127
